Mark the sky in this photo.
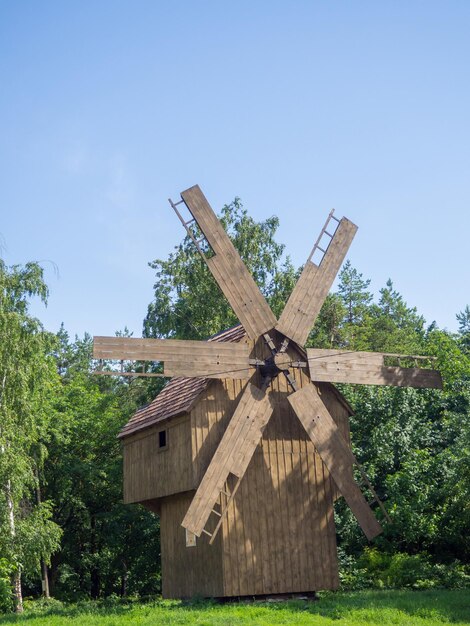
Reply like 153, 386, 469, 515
1, 1, 469, 340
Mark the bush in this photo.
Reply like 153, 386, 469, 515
0, 559, 12, 614
339, 548, 470, 590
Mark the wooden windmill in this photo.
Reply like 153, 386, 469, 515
94, 185, 442, 599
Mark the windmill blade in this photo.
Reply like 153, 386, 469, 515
177, 185, 277, 340
288, 383, 382, 541
182, 382, 273, 537
307, 349, 443, 389
93, 336, 251, 379
276, 216, 357, 346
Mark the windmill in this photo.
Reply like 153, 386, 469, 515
94, 184, 442, 584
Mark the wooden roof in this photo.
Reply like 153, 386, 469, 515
118, 324, 353, 439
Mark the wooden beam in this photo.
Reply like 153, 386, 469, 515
181, 185, 277, 340
93, 336, 251, 379
288, 384, 382, 541
307, 349, 443, 389
276, 218, 357, 347
181, 383, 273, 537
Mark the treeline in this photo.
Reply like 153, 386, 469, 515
1, 202, 469, 611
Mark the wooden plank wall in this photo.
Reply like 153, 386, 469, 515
191, 378, 246, 484
189, 335, 351, 596
122, 416, 194, 503
160, 492, 224, 598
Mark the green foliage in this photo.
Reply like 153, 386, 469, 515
43, 331, 161, 601
1, 590, 470, 625
0, 561, 12, 614
340, 548, 470, 590
307, 294, 346, 348
0, 261, 63, 608
456, 305, 470, 352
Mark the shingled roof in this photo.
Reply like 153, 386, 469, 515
118, 325, 246, 439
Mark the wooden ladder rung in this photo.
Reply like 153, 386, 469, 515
201, 528, 212, 537
211, 508, 222, 517
209, 477, 243, 545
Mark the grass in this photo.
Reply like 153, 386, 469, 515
1, 589, 469, 625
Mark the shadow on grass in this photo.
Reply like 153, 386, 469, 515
299, 589, 470, 623
1, 589, 469, 624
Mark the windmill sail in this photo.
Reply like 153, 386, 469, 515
276, 217, 357, 346
180, 185, 277, 340
93, 336, 251, 379
288, 383, 382, 541
307, 349, 443, 389
181, 383, 273, 538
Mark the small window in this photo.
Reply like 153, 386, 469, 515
158, 429, 168, 450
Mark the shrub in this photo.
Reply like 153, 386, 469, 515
0, 559, 12, 614
339, 548, 470, 590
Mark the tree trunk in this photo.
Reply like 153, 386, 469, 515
35, 478, 50, 598
6, 478, 23, 613
120, 560, 128, 597
41, 559, 50, 598
90, 515, 100, 599
12, 570, 23, 613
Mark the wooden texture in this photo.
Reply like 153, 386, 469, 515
288, 383, 382, 541
182, 382, 273, 537
122, 336, 355, 598
181, 185, 277, 340
93, 336, 251, 379
185, 337, 348, 597
160, 492, 224, 598
276, 218, 357, 346
307, 348, 443, 388
122, 416, 194, 503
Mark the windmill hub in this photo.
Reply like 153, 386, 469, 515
259, 356, 283, 380
273, 352, 291, 370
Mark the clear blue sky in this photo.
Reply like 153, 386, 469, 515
1, 1, 469, 339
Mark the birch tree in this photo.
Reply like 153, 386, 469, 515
0, 261, 61, 612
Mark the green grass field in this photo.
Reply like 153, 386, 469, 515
1, 590, 469, 625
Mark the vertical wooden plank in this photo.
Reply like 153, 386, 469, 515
262, 420, 279, 594
275, 405, 294, 591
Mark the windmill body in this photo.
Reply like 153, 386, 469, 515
95, 185, 442, 599
118, 326, 351, 598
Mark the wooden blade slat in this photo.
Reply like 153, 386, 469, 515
307, 349, 443, 389
288, 384, 382, 541
93, 336, 251, 380
181, 185, 277, 340
182, 383, 273, 536
276, 218, 357, 346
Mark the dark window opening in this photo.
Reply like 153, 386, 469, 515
158, 429, 167, 449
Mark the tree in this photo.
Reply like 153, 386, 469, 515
0, 261, 62, 612
358, 279, 427, 354
456, 305, 470, 353
43, 331, 161, 600
307, 293, 346, 348
338, 261, 373, 326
